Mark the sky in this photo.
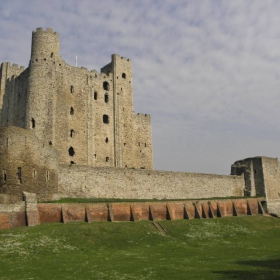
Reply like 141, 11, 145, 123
0, 0, 280, 175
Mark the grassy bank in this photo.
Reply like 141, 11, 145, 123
0, 216, 279, 279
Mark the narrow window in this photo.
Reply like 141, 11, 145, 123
124, 143, 126, 146
103, 115, 109, 124
254, 169, 257, 174
51, 52, 53, 58
103, 81, 109, 90
94, 154, 97, 159
68, 147, 75, 156
94, 91, 98, 100
70, 129, 75, 138
46, 170, 50, 181
106, 157, 109, 162
70, 85, 74, 93
70, 107, 74, 115
31, 118, 35, 128
17, 167, 22, 184
33, 169, 37, 178
122, 73, 126, 79
138, 142, 140, 146
104, 93, 109, 103
105, 137, 109, 143
3, 170, 6, 183
49, 141, 52, 145
145, 143, 147, 147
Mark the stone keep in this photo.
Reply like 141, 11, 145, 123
0, 27, 153, 170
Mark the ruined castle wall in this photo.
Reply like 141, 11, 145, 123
57, 165, 244, 200
261, 157, 280, 216
0, 126, 59, 202
231, 157, 265, 196
0, 63, 27, 126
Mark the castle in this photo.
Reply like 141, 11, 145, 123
0, 28, 280, 229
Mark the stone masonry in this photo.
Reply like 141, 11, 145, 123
0, 27, 153, 170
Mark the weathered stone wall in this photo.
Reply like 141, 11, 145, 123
0, 126, 59, 202
231, 157, 265, 196
56, 165, 244, 200
0, 63, 28, 127
0, 202, 26, 230
261, 157, 280, 216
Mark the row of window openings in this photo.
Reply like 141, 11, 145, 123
123, 142, 147, 147
70, 81, 113, 94
68, 148, 110, 163
2, 168, 50, 184
94, 92, 109, 103
32, 114, 109, 129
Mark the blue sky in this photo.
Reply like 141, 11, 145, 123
1, 0, 280, 174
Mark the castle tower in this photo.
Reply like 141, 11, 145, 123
25, 28, 60, 144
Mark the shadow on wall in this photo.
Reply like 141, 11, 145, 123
213, 258, 280, 280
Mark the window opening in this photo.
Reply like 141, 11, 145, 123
70, 85, 74, 93
3, 170, 6, 183
33, 169, 37, 178
31, 118, 35, 128
70, 129, 75, 138
145, 143, 147, 147
70, 107, 74, 115
105, 137, 109, 143
122, 73, 126, 79
138, 142, 140, 146
51, 52, 53, 58
104, 93, 109, 103
94, 91, 98, 100
103, 115, 109, 124
94, 154, 97, 159
49, 141, 52, 145
70, 161, 75, 164
46, 170, 50, 181
68, 147, 75, 156
254, 169, 257, 174
106, 157, 109, 162
103, 81, 109, 90
17, 167, 22, 184
124, 143, 126, 146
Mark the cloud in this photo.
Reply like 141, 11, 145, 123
0, 0, 280, 174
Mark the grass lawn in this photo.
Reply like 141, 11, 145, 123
0, 216, 280, 279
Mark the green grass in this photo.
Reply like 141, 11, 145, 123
42, 196, 259, 204
0, 216, 280, 279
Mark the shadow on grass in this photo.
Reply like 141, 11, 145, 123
213, 258, 280, 279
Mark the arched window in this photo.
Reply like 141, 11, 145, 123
70, 107, 74, 115
122, 73, 126, 79
105, 137, 108, 143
